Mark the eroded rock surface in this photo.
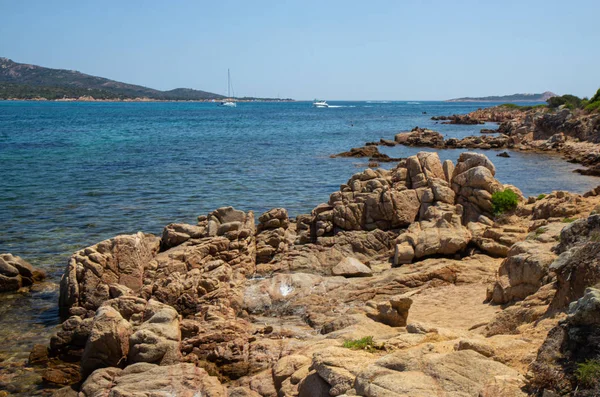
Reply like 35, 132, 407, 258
80, 362, 226, 396
0, 253, 46, 292
37, 152, 600, 397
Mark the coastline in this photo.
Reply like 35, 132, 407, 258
0, 97, 296, 103
1, 102, 600, 396
336, 104, 600, 177
6, 149, 600, 396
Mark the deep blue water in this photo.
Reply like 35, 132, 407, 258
0, 100, 598, 379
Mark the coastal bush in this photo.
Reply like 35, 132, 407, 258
547, 94, 584, 109
590, 88, 600, 104
585, 100, 600, 113
491, 189, 520, 215
545, 88, 600, 113
342, 336, 380, 352
500, 103, 546, 111
562, 217, 577, 223
575, 359, 600, 388
537, 194, 547, 200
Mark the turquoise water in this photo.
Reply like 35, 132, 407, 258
2, 100, 597, 279
0, 100, 598, 391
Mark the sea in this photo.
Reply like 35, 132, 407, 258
0, 100, 598, 393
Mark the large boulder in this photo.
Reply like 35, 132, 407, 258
50, 315, 94, 359
207, 206, 255, 238
321, 152, 506, 264
532, 191, 584, 220
550, 220, 600, 310
272, 354, 311, 392
395, 203, 471, 262
331, 257, 372, 277
451, 152, 504, 223
256, 208, 291, 264
394, 127, 445, 147
0, 253, 46, 292
160, 222, 206, 250
364, 293, 413, 326
530, 287, 600, 394
354, 349, 524, 397
81, 297, 181, 378
311, 346, 376, 396
79, 362, 226, 396
488, 241, 556, 304
59, 232, 161, 315
81, 305, 133, 377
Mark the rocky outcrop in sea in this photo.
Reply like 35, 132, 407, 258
389, 106, 600, 176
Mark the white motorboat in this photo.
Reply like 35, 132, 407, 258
312, 99, 329, 108
219, 69, 237, 107
220, 100, 236, 107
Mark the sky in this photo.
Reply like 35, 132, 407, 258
0, 0, 598, 100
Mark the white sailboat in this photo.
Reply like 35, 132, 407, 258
220, 69, 236, 107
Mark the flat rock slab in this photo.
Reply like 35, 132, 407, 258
332, 257, 372, 278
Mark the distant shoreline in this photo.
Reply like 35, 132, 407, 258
0, 97, 296, 103
446, 99, 549, 103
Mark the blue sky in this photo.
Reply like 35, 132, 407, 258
1, 0, 598, 100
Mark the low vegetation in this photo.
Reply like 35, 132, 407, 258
342, 336, 382, 352
546, 88, 600, 113
499, 103, 546, 111
575, 359, 600, 389
491, 189, 520, 215
529, 227, 548, 240
0, 83, 125, 100
537, 194, 547, 200
562, 217, 577, 223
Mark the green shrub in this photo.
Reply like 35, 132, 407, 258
499, 103, 546, 111
562, 217, 577, 223
547, 94, 584, 109
575, 359, 600, 388
534, 227, 547, 237
342, 336, 379, 352
500, 103, 520, 109
547, 96, 567, 108
585, 100, 600, 113
537, 194, 547, 200
492, 189, 520, 215
590, 88, 600, 103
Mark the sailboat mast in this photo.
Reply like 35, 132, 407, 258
227, 69, 230, 98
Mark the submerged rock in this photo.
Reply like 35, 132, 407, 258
0, 253, 46, 292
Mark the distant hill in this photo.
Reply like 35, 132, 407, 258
446, 92, 557, 103
0, 57, 226, 100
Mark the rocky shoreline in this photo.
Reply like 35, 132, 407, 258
3, 150, 600, 396
356, 105, 600, 176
